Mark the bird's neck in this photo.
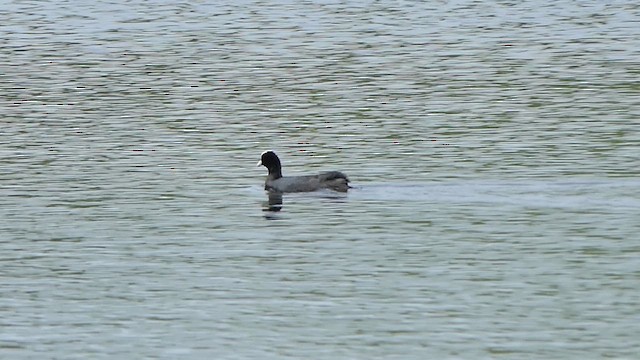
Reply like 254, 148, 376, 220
267, 168, 282, 180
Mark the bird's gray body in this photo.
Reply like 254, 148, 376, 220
265, 171, 350, 193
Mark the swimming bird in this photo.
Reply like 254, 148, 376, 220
257, 151, 350, 193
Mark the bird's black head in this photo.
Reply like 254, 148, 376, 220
257, 151, 283, 179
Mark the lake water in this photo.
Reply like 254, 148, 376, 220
2, 0, 639, 358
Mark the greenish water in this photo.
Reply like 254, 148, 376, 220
1, 1, 639, 359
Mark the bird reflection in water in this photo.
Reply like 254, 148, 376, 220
262, 192, 283, 213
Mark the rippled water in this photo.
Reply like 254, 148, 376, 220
2, 0, 640, 358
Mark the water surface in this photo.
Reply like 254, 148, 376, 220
2, 0, 639, 358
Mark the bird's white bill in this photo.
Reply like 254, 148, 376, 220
256, 160, 262, 167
